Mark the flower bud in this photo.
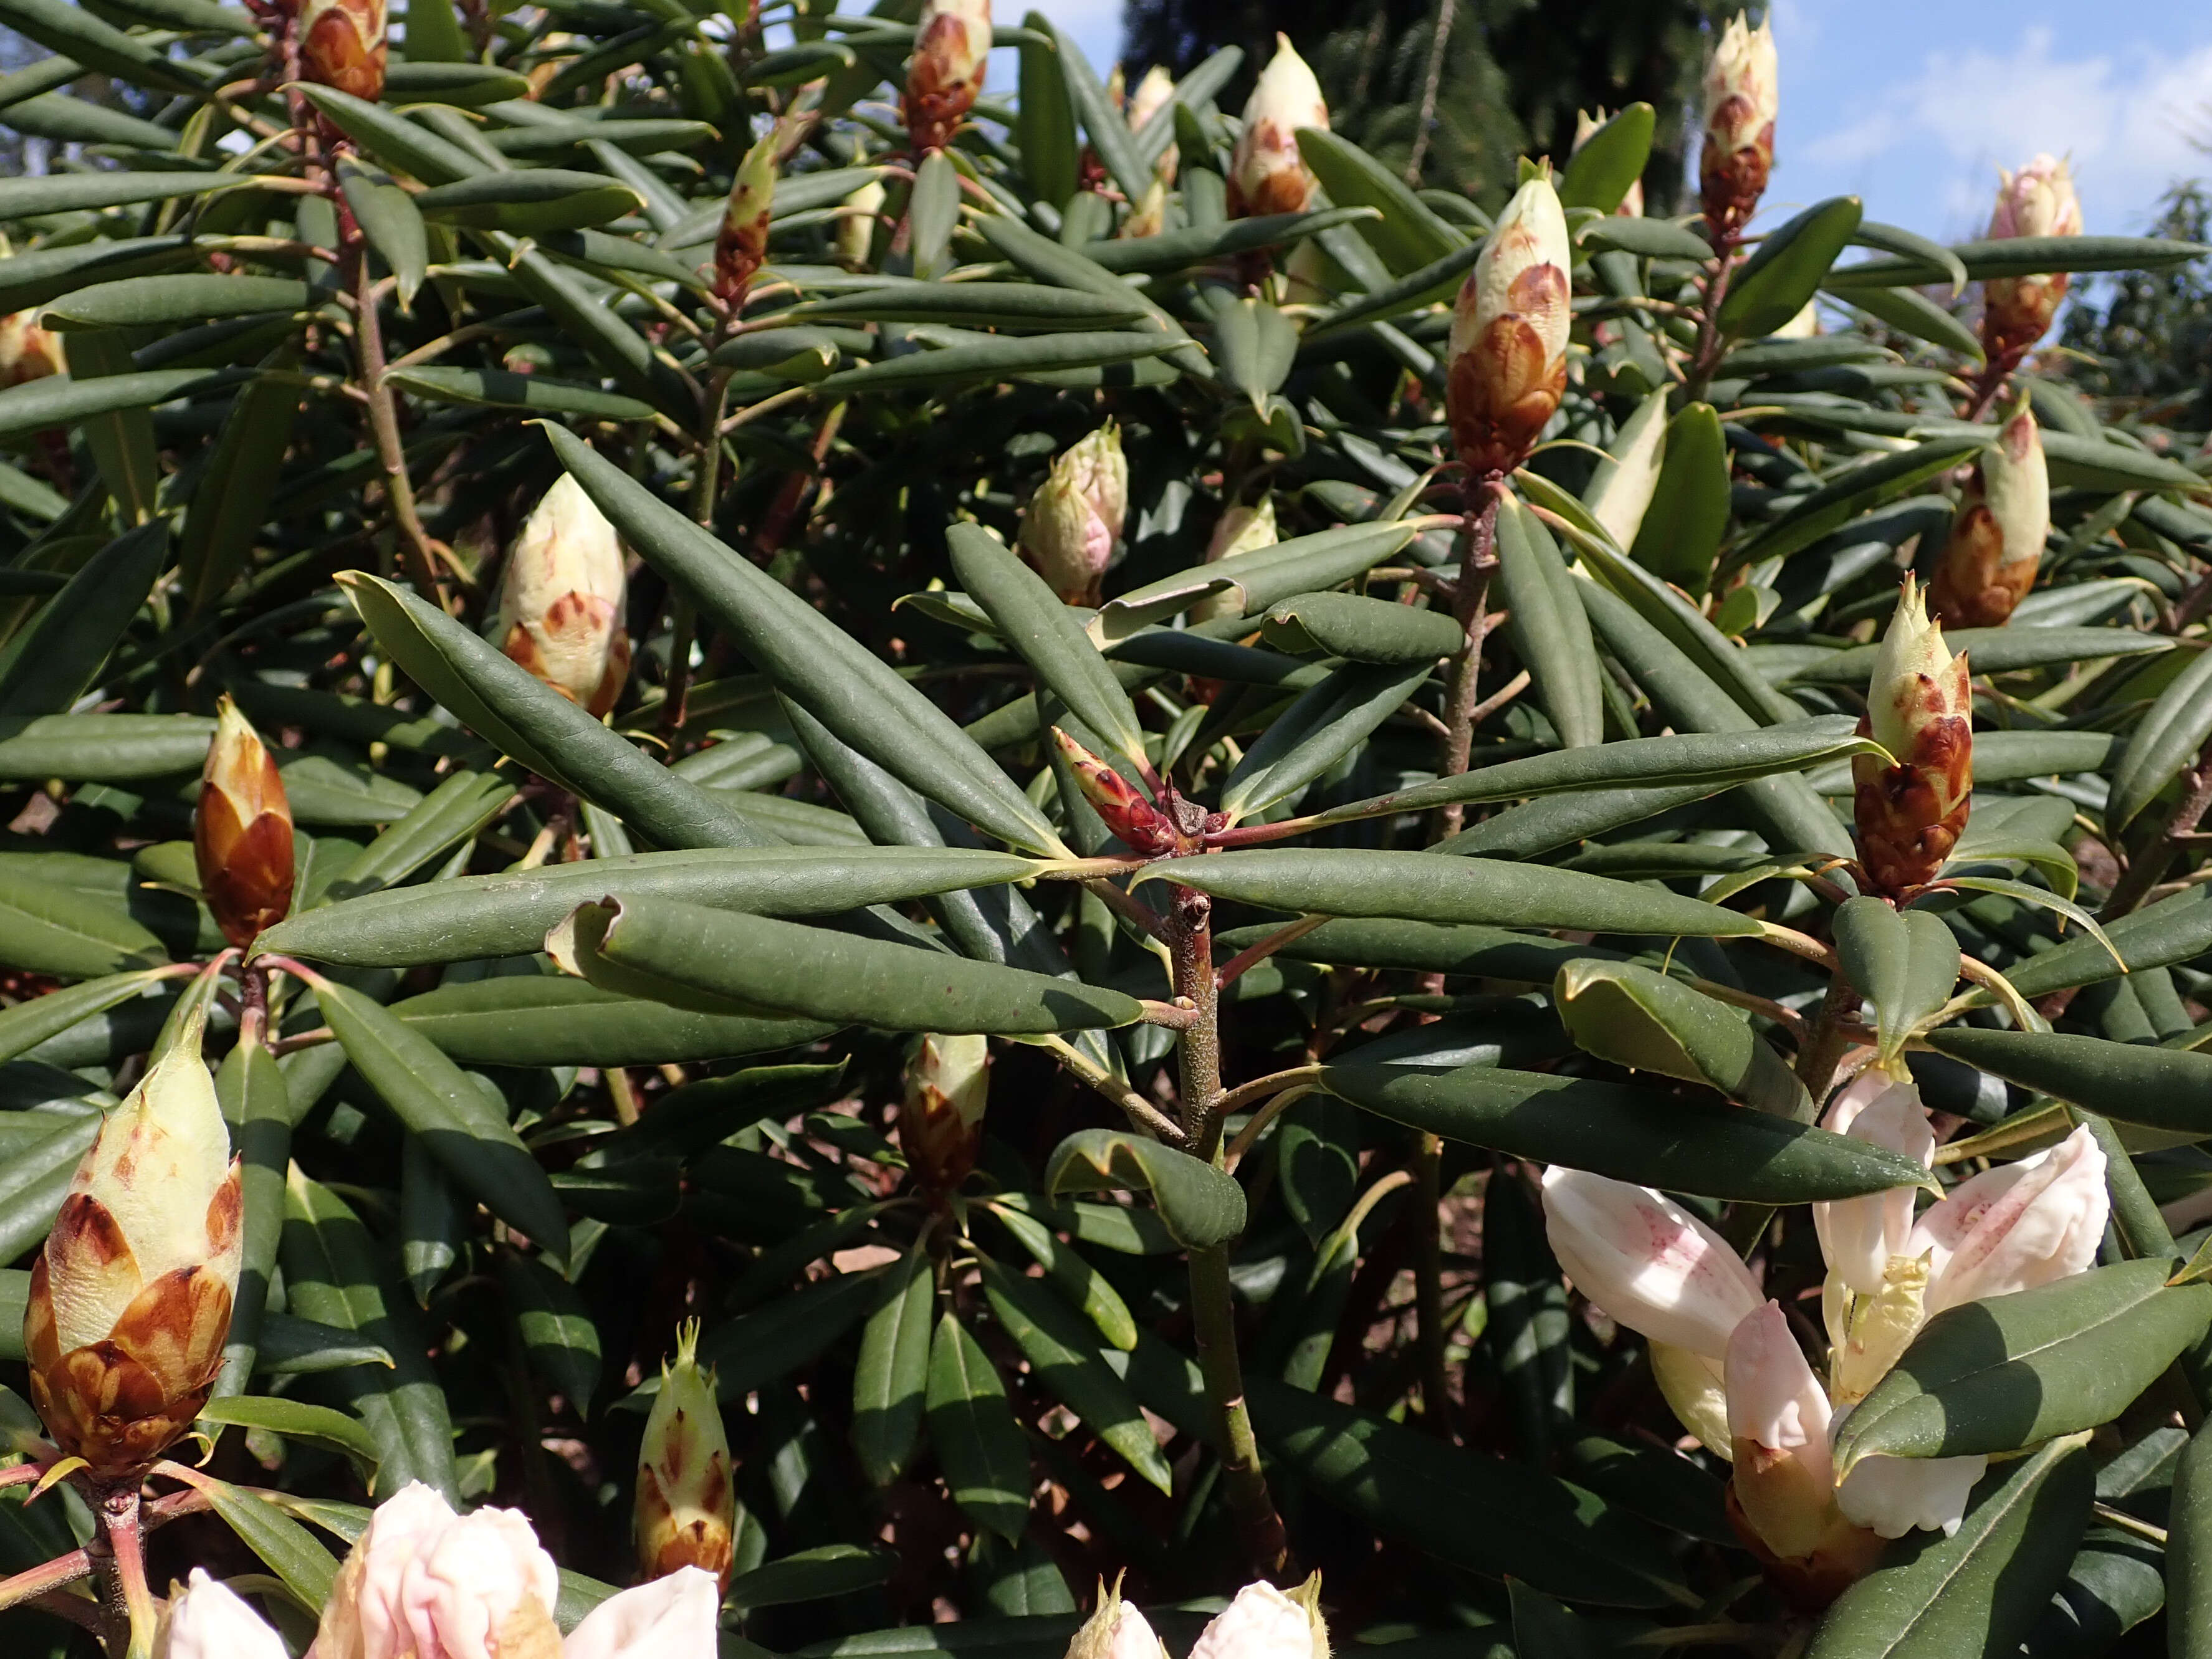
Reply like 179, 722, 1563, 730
1928, 399, 2049, 629
1981, 155, 2080, 362
155, 1569, 287, 1659
1187, 1575, 1328, 1659
1229, 36, 1326, 218
1573, 109, 1642, 217
24, 1030, 241, 1471
838, 179, 886, 271
903, 0, 990, 154
312, 1481, 564, 1659
195, 697, 295, 950
1538, 1167, 1762, 1360
1851, 576, 1971, 897
1128, 65, 1178, 186
1052, 729, 1177, 855
635, 1321, 735, 1594
1191, 497, 1277, 624
1650, 1342, 1731, 1456
564, 1567, 721, 1659
0, 309, 65, 390
1910, 1124, 2105, 1314
901, 1033, 990, 1192
299, 0, 388, 102
1020, 424, 1127, 605
1121, 179, 1167, 241
496, 473, 633, 718
1698, 12, 1777, 235
714, 129, 777, 310
1811, 1073, 1934, 1296
1724, 1303, 1835, 1561
1445, 173, 1571, 477
1066, 1577, 1171, 1659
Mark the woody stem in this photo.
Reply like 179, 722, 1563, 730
345, 222, 446, 606
1683, 235, 1743, 403
1432, 478, 1505, 843
93, 1479, 157, 1659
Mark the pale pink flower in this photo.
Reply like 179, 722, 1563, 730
1539, 1168, 1762, 1359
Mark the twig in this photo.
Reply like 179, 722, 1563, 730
1215, 915, 1328, 989
1223, 1084, 1317, 1169
1037, 1035, 1189, 1147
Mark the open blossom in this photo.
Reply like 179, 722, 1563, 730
496, 474, 632, 718
1812, 1073, 1935, 1296
1928, 399, 2049, 629
156, 1569, 288, 1659
1912, 1124, 2105, 1312
1539, 1168, 1761, 1358
1699, 13, 1777, 234
904, 0, 990, 153
1725, 1303, 1838, 1562
1851, 577, 1971, 898
1446, 173, 1571, 478
1982, 156, 2080, 361
1229, 36, 1326, 218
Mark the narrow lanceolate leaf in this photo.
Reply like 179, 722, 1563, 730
1836, 1262, 2212, 1468
196, 1397, 379, 1482
1834, 897, 1960, 1066
987, 1202, 1137, 1350
927, 1312, 1032, 1543
393, 977, 832, 1068
337, 572, 774, 854
1784, 626, 2173, 686
1319, 1064, 1930, 1203
316, 770, 515, 907
2108, 642, 2212, 831
1804, 1437, 2094, 1659
1716, 196, 1863, 338
214, 1038, 297, 1398
0, 864, 167, 979
315, 980, 571, 1266
0, 713, 214, 781
1996, 886, 2212, 1000
2168, 1424, 2212, 1659
0, 965, 181, 1066
1495, 499, 1603, 748
175, 1471, 342, 1612
1558, 103, 1652, 215
813, 332, 1179, 396
1142, 849, 1760, 939
551, 895, 1143, 1035
179, 364, 301, 615
41, 275, 314, 330
1554, 960, 1811, 1120
852, 1241, 934, 1486
1629, 403, 1730, 598
978, 1256, 1170, 1493
500, 1251, 603, 1415
1043, 1131, 1248, 1250
1924, 1027, 2212, 1137
947, 522, 1146, 769
545, 426, 1066, 857
1099, 517, 1452, 635
1219, 661, 1433, 820
0, 521, 169, 717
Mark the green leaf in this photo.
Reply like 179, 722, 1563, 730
1835, 897, 1960, 1066
978, 1256, 1170, 1493
1305, 237, 1481, 339
551, 894, 1142, 1034
1035, 16, 1149, 206
1558, 105, 1653, 215
852, 1240, 934, 1486
338, 158, 428, 309
1016, 14, 1079, 205
0, 863, 166, 978
1100, 516, 1448, 634
179, 363, 302, 615
296, 84, 475, 183
2109, 641, 2212, 831
1835, 1262, 2212, 1469
1496, 497, 1604, 747
1485, 1173, 1573, 1468
1731, 436, 1995, 568
214, 1036, 297, 1397
927, 1311, 1032, 1542
813, 330, 1180, 395
383, 364, 655, 421
1083, 208, 1381, 280
2168, 1424, 2212, 1658
784, 282, 1149, 331
1829, 283, 1984, 360
1257, 591, 1462, 666
41, 275, 314, 332
417, 170, 643, 234
0, 521, 168, 718
180, 1471, 341, 1612
0, 964, 180, 1066
384, 60, 529, 103
1784, 626, 2173, 686
315, 978, 571, 1266
655, 1269, 884, 1400
197, 1396, 379, 1482
395, 975, 833, 1067
317, 769, 514, 907
1319, 1063, 1930, 1203
1144, 848, 1760, 938
1627, 402, 1729, 598
494, 237, 694, 416
0, 364, 237, 447
1554, 959, 1810, 1119
1826, 234, 2209, 288
1998, 887, 2212, 1001
985, 1201, 1136, 1351
1043, 1129, 1247, 1250
729, 1546, 896, 1616
1295, 128, 1465, 274
1924, 1026, 2212, 1137
1581, 216, 1712, 261
1805, 1436, 2094, 1659
1718, 196, 1863, 338
500, 1250, 603, 1415
1219, 660, 1432, 820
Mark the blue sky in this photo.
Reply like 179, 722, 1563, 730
1007, 0, 2212, 241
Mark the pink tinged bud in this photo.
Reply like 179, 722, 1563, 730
1910, 1124, 2107, 1315
715, 130, 777, 308
1128, 65, 1178, 185
1812, 1074, 1935, 1296
1725, 1303, 1836, 1561
1187, 1576, 1328, 1659
496, 474, 632, 719
1021, 424, 1128, 605
1539, 1167, 1763, 1359
1834, 1440, 1987, 1539
1052, 729, 1177, 855
1698, 13, 1777, 232
904, 0, 991, 153
1983, 156, 2080, 359
1445, 175, 1572, 477
562, 1567, 722, 1659
155, 1569, 288, 1659
1229, 36, 1326, 218
1929, 399, 2049, 629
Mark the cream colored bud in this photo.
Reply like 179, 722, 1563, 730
1446, 173, 1572, 476
1129, 65, 1179, 184
196, 696, 295, 949
1121, 179, 1167, 240
1188, 1575, 1328, 1659
1021, 424, 1127, 605
155, 1569, 287, 1659
496, 474, 632, 717
715, 129, 778, 308
1699, 13, 1777, 232
635, 1320, 736, 1592
1230, 36, 1326, 218
1930, 399, 2049, 628
901, 1032, 991, 1190
904, 0, 991, 153
1067, 1578, 1171, 1659
1725, 1302, 1836, 1561
1864, 576, 1960, 762
1772, 299, 1819, 338
839, 179, 886, 270
1811, 1073, 1934, 1296
1983, 156, 2080, 358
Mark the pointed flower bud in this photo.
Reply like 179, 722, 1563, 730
1129, 65, 1178, 186
1724, 1303, 1836, 1561
1446, 173, 1571, 477
714, 129, 777, 309
901, 1033, 990, 1192
1121, 179, 1167, 241
1187, 1575, 1328, 1659
1573, 109, 1642, 216
1812, 1073, 1934, 1296
1698, 12, 1778, 235
195, 697, 295, 949
903, 0, 990, 154
1981, 156, 2080, 361
155, 1569, 288, 1659
1928, 399, 2049, 629
1229, 36, 1326, 218
1851, 577, 1971, 897
1539, 1167, 1762, 1359
1910, 1124, 2105, 1314
838, 179, 886, 271
1066, 1577, 1171, 1659
24, 1030, 241, 1471
564, 1567, 721, 1659
1020, 424, 1127, 605
1052, 729, 1177, 855
0, 309, 65, 390
634, 1320, 736, 1592
496, 474, 632, 718
299, 0, 388, 102
313, 1481, 565, 1659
